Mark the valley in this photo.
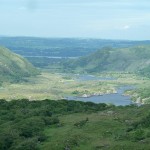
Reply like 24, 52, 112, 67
0, 37, 150, 150
1, 0, 150, 149
0, 70, 148, 104
1, 41, 150, 104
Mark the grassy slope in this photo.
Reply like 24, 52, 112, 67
63, 46, 150, 74
0, 47, 39, 84
41, 104, 150, 150
1, 99, 150, 150
0, 99, 108, 150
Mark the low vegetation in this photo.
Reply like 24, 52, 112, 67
0, 99, 108, 150
0, 99, 150, 150
0, 47, 39, 85
0, 71, 146, 102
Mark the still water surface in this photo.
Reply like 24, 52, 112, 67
67, 75, 135, 106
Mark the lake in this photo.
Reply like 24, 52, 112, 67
67, 75, 136, 106
25, 56, 77, 59
75, 74, 116, 81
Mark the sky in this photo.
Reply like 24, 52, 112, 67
0, 0, 150, 40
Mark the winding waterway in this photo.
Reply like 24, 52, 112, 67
67, 75, 135, 106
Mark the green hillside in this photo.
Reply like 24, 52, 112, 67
1, 99, 150, 150
63, 46, 150, 75
0, 47, 39, 85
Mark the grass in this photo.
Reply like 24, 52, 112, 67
1, 98, 150, 149
0, 71, 147, 102
0, 46, 39, 84
40, 105, 150, 150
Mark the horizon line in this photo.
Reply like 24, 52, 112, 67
0, 35, 150, 42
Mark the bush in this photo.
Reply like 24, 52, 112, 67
0, 99, 110, 149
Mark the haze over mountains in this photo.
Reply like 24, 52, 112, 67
0, 37, 150, 57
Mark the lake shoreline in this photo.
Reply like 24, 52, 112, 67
66, 85, 138, 106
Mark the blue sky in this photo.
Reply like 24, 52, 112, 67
0, 0, 150, 40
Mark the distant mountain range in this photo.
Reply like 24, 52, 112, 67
0, 47, 39, 85
0, 37, 150, 57
62, 45, 150, 76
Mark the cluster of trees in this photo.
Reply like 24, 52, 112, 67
118, 112, 150, 142
0, 99, 108, 150
138, 66, 150, 78
26, 57, 67, 69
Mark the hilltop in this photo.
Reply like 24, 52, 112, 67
0, 47, 39, 85
62, 46, 150, 76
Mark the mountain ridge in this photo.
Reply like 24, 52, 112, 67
0, 46, 39, 85
62, 45, 150, 76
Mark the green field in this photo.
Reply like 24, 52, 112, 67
0, 70, 149, 103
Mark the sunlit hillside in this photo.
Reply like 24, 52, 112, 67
63, 46, 150, 75
0, 47, 39, 85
